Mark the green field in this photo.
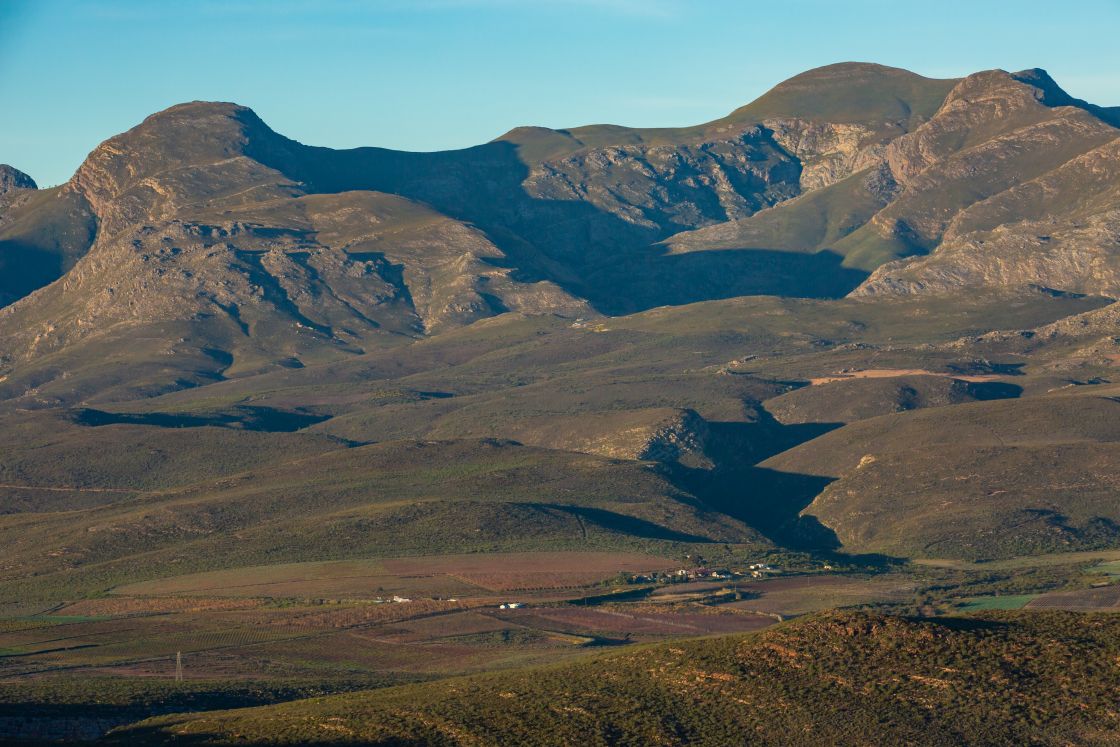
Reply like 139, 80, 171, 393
955, 595, 1038, 611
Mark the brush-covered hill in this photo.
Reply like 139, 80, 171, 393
109, 610, 1120, 746
0, 434, 764, 606
763, 386, 1120, 559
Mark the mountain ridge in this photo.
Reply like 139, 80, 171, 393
3, 62, 1118, 408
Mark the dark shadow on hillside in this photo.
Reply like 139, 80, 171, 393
540, 504, 715, 543
585, 248, 868, 311
917, 616, 1012, 632
948, 361, 1025, 377
2, 681, 402, 745
705, 415, 842, 465
689, 466, 842, 551
69, 406, 329, 432
0, 189, 98, 308
244, 126, 869, 313
661, 412, 846, 551
965, 381, 1023, 400
0, 240, 67, 307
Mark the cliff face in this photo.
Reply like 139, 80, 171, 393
0, 165, 36, 195
763, 118, 887, 191
523, 128, 801, 232
851, 70, 1120, 296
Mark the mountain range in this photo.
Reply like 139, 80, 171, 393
3, 61, 1120, 744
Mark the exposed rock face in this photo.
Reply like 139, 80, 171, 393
762, 119, 886, 191
855, 214, 1120, 298
0, 165, 36, 195
854, 132, 1120, 297
524, 128, 801, 231
634, 409, 713, 468
65, 102, 300, 240
851, 69, 1120, 296
0, 103, 586, 385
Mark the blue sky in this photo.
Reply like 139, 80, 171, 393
2, 0, 1119, 186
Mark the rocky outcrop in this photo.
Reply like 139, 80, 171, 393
854, 131, 1120, 298
850, 69, 1120, 296
0, 165, 36, 195
762, 118, 887, 191
853, 212, 1120, 298
524, 127, 802, 232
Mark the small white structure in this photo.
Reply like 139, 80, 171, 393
499, 602, 524, 609
391, 595, 411, 603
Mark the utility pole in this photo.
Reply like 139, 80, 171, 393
175, 651, 183, 682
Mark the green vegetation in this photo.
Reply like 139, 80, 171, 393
110, 610, 1120, 745
955, 595, 1037, 611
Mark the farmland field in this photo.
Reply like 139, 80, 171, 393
1027, 584, 1120, 610
955, 595, 1038, 611
114, 552, 677, 599
0, 553, 731, 690
499, 605, 774, 637
721, 575, 919, 617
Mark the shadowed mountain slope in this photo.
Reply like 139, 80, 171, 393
0, 165, 96, 306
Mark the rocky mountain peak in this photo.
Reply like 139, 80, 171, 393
69, 101, 277, 196
1012, 68, 1072, 104
1013, 67, 1120, 127
65, 101, 303, 239
937, 68, 1042, 110
0, 165, 37, 195
938, 68, 1120, 128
